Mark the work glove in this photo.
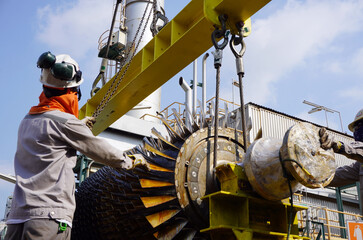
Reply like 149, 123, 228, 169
120, 154, 133, 170
81, 116, 96, 130
113, 154, 150, 171
128, 154, 150, 171
319, 128, 343, 152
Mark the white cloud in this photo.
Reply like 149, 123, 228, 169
339, 88, 363, 101
36, 0, 113, 60
0, 162, 14, 175
322, 61, 344, 74
352, 47, 363, 75
220, 0, 363, 105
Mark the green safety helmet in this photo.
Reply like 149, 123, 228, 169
37, 52, 84, 88
348, 109, 363, 132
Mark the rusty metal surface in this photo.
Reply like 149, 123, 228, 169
244, 137, 301, 201
175, 127, 245, 229
280, 122, 336, 188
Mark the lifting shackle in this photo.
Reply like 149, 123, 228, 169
230, 22, 248, 151
211, 14, 229, 68
211, 15, 229, 50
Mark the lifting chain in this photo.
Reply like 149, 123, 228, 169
150, 0, 169, 37
211, 14, 229, 182
92, 1, 153, 119
230, 21, 248, 152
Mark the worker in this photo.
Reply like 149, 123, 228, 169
5, 52, 134, 240
319, 109, 363, 213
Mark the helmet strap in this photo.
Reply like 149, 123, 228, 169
43, 86, 81, 101
43, 86, 67, 98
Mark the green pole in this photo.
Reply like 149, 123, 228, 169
336, 186, 346, 238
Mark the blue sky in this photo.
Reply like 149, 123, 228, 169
0, 0, 363, 218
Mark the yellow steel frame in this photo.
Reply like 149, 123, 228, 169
79, 0, 271, 135
202, 163, 310, 240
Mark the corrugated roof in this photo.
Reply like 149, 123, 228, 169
247, 102, 353, 138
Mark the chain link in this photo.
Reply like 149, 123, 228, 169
150, 0, 169, 37
92, 1, 153, 118
151, 0, 158, 36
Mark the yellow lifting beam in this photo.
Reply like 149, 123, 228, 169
79, 0, 271, 135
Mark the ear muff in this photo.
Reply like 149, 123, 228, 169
38, 52, 83, 88
37, 52, 56, 69
52, 62, 74, 80
38, 51, 79, 81
74, 70, 82, 83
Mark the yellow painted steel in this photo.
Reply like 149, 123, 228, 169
144, 143, 176, 160
202, 163, 310, 240
215, 163, 247, 194
148, 163, 174, 172
140, 196, 176, 208
79, 0, 271, 135
145, 209, 180, 228
139, 179, 173, 188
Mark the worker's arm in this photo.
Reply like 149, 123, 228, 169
338, 141, 363, 163
61, 117, 133, 170
320, 128, 363, 163
328, 161, 360, 187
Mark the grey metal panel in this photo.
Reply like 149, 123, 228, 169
246, 103, 355, 169
246, 104, 299, 142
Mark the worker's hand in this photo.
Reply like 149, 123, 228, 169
319, 128, 342, 152
81, 116, 96, 130
128, 154, 150, 171
111, 153, 132, 170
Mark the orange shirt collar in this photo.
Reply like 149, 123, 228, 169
29, 91, 79, 118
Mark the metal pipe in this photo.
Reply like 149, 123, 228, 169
105, 0, 122, 60
338, 112, 344, 132
193, 60, 197, 116
0, 173, 16, 184
202, 53, 209, 115
324, 110, 329, 128
100, 58, 108, 86
179, 77, 193, 128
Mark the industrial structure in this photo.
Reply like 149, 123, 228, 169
1, 0, 362, 240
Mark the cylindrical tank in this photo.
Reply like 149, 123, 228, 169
124, 0, 164, 122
